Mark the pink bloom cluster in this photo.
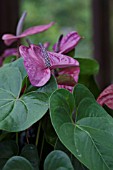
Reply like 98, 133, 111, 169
1, 11, 82, 92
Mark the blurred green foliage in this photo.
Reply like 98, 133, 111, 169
20, 0, 93, 58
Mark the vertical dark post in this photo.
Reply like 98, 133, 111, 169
0, 0, 19, 55
92, 0, 110, 90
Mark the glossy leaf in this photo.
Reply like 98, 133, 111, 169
4, 58, 27, 80
55, 139, 88, 170
50, 88, 113, 170
0, 67, 49, 132
2, 156, 33, 170
73, 83, 95, 108
44, 150, 74, 170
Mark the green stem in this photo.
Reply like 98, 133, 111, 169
16, 132, 18, 145
35, 121, 41, 146
40, 134, 44, 160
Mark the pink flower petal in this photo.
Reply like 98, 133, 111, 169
53, 31, 81, 54
97, 84, 113, 109
57, 67, 80, 92
20, 22, 55, 37
58, 67, 80, 83
2, 34, 18, 46
2, 22, 55, 46
19, 44, 79, 87
1, 48, 18, 58
49, 51, 79, 69
19, 45, 51, 87
58, 84, 73, 92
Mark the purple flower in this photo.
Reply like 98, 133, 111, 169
97, 84, 113, 110
56, 67, 80, 92
2, 12, 54, 46
53, 31, 81, 54
0, 48, 18, 66
19, 44, 79, 87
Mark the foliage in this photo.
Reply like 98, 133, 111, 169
1, 10, 113, 170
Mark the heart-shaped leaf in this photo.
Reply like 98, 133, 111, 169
0, 67, 49, 132
4, 58, 27, 80
55, 139, 88, 170
44, 150, 74, 170
2, 156, 33, 170
50, 88, 113, 170
73, 84, 95, 108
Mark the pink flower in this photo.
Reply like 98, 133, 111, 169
97, 84, 113, 110
19, 44, 79, 87
0, 48, 18, 66
52, 31, 81, 92
2, 12, 54, 46
57, 67, 80, 92
53, 31, 81, 54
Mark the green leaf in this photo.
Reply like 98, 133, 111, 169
44, 150, 74, 170
25, 75, 57, 96
50, 89, 113, 170
0, 140, 18, 169
50, 89, 75, 133
78, 75, 100, 98
0, 67, 49, 132
3, 58, 27, 80
3, 56, 17, 65
76, 98, 112, 121
21, 144, 39, 170
73, 84, 95, 108
2, 156, 33, 170
75, 57, 99, 75
55, 139, 88, 170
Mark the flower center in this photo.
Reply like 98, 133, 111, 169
39, 43, 51, 68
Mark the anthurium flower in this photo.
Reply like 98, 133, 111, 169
0, 48, 18, 66
2, 12, 54, 46
53, 31, 81, 54
97, 84, 113, 109
57, 67, 80, 92
19, 44, 79, 87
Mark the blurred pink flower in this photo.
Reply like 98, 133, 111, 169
2, 12, 54, 46
53, 31, 81, 54
19, 44, 79, 87
0, 48, 18, 66
57, 67, 80, 92
97, 84, 113, 110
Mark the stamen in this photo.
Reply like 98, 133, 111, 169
39, 43, 51, 67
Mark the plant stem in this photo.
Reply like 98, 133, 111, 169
16, 132, 18, 145
26, 129, 29, 144
40, 134, 44, 160
35, 121, 41, 146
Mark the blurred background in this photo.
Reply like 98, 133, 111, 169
0, 0, 113, 89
